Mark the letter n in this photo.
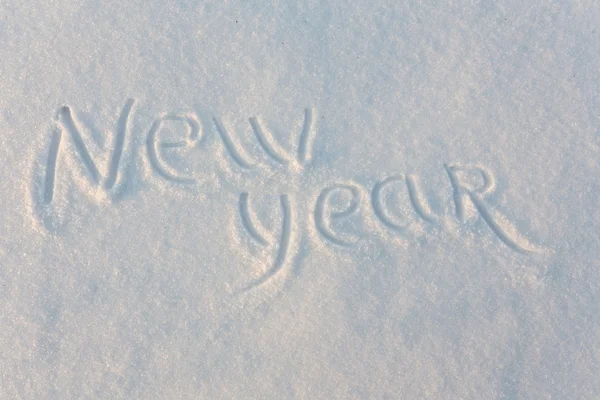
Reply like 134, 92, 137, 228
42, 100, 135, 204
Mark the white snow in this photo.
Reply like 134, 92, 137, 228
1, 0, 599, 398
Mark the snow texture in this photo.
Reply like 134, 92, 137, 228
1, 0, 599, 398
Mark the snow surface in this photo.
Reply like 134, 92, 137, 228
1, 0, 600, 398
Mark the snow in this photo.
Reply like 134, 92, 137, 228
1, 0, 599, 398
